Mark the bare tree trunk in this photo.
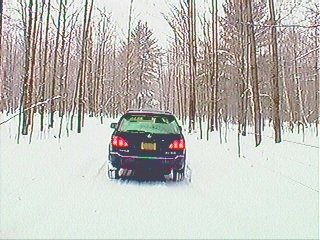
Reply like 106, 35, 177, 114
242, 11, 250, 136
21, 0, 34, 135
237, 0, 245, 156
182, 34, 187, 125
166, 53, 171, 112
94, 13, 107, 117
174, 36, 181, 117
246, 0, 262, 146
0, 0, 3, 64
85, 24, 93, 120
314, 17, 319, 136
99, 15, 109, 118
158, 57, 165, 111
188, 0, 196, 133
0, 0, 3, 113
125, 0, 134, 110
210, 0, 215, 132
199, 114, 203, 139
201, 17, 210, 140
58, 0, 67, 117
77, 0, 93, 133
269, 0, 281, 143
40, 0, 51, 132
172, 56, 176, 115
28, 0, 39, 142
282, 58, 294, 131
59, 4, 76, 139
37, 0, 44, 118
49, 0, 63, 128
292, 28, 308, 128
213, 0, 219, 131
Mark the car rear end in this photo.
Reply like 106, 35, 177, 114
108, 112, 186, 176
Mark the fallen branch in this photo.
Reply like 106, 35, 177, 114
237, 20, 320, 29
293, 46, 320, 62
0, 96, 63, 126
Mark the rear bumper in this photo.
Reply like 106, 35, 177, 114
108, 152, 185, 171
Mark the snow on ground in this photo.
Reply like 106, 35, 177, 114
0, 114, 319, 239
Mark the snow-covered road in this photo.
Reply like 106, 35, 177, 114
0, 117, 318, 239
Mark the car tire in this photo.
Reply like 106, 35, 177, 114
114, 169, 120, 179
107, 164, 120, 180
172, 167, 185, 182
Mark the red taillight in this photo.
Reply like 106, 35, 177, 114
112, 136, 129, 148
169, 139, 185, 150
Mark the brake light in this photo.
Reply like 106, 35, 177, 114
169, 139, 185, 150
112, 136, 129, 148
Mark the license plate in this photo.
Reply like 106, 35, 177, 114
141, 142, 156, 151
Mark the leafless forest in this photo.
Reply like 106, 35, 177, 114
0, 0, 319, 146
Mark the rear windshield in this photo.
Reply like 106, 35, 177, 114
118, 114, 181, 134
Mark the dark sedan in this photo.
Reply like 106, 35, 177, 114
107, 110, 186, 181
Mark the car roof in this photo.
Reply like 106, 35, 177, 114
125, 109, 172, 116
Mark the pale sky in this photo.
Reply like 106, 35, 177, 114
96, 0, 180, 47
95, 0, 224, 48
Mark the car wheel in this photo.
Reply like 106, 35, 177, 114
107, 164, 120, 180
114, 169, 120, 179
172, 168, 185, 182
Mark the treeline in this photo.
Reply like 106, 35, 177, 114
162, 0, 319, 145
0, 0, 319, 146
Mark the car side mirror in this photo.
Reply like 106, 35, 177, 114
110, 123, 118, 129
